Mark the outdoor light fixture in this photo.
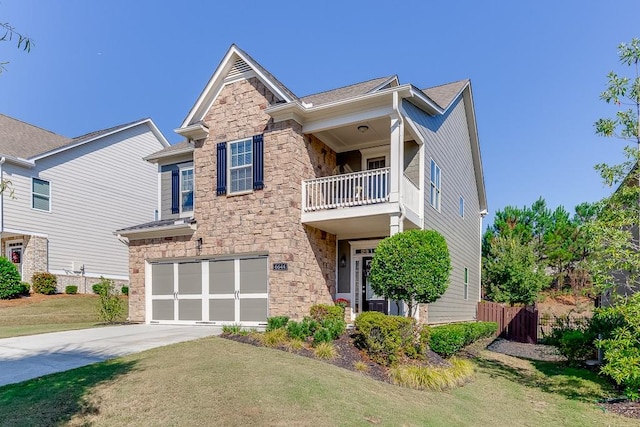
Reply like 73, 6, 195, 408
340, 254, 347, 268
196, 237, 203, 251
357, 125, 369, 133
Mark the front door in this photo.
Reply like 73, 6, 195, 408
362, 256, 387, 313
6, 241, 23, 278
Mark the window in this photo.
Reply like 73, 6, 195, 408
32, 178, 50, 211
464, 267, 469, 300
229, 138, 253, 194
459, 196, 465, 218
181, 168, 194, 212
430, 159, 441, 211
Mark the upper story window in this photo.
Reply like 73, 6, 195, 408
430, 159, 441, 211
459, 196, 465, 218
216, 134, 264, 196
32, 178, 51, 212
181, 168, 194, 212
229, 138, 253, 194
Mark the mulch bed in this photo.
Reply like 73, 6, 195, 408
222, 331, 449, 384
600, 399, 640, 419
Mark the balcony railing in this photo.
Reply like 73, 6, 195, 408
302, 168, 390, 212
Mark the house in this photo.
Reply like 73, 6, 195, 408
117, 45, 487, 326
0, 114, 169, 291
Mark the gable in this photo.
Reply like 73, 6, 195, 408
179, 45, 297, 132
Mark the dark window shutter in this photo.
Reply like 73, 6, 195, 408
253, 134, 264, 190
171, 169, 179, 214
216, 142, 227, 195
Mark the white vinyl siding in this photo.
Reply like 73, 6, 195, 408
403, 97, 482, 323
31, 178, 50, 211
3, 123, 165, 278
229, 138, 252, 194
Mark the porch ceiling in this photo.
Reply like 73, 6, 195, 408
313, 116, 391, 153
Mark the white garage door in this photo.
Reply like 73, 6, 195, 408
148, 256, 268, 326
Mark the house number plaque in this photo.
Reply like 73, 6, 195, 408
272, 263, 288, 271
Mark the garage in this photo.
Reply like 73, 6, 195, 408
148, 255, 268, 326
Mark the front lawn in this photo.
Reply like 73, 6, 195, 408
0, 294, 126, 338
0, 336, 634, 426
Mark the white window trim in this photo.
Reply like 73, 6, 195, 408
179, 166, 194, 216
227, 137, 253, 195
31, 177, 51, 212
429, 159, 441, 212
459, 196, 465, 218
464, 267, 469, 300
360, 146, 389, 171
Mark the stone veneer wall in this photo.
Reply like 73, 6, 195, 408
55, 275, 128, 294
128, 77, 337, 322
2, 235, 48, 284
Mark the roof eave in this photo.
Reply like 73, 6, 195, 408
0, 154, 35, 168
174, 123, 209, 141
144, 147, 195, 163
115, 222, 197, 240
461, 83, 487, 212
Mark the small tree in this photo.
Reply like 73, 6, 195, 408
368, 230, 451, 317
483, 236, 550, 305
95, 277, 125, 324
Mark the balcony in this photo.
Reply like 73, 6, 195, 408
301, 168, 421, 237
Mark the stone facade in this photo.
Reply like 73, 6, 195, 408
2, 235, 48, 284
56, 274, 128, 294
128, 77, 338, 322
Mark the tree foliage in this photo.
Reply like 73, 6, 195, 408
369, 230, 451, 317
482, 197, 594, 297
589, 38, 640, 297
0, 21, 33, 74
482, 236, 550, 305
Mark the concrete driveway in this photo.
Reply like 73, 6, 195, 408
0, 324, 221, 387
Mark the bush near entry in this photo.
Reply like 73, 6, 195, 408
0, 257, 24, 299
353, 311, 429, 366
265, 304, 347, 346
32, 272, 57, 295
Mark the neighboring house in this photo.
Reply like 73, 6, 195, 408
0, 114, 169, 291
117, 45, 487, 326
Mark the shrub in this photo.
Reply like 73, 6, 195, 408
267, 316, 289, 332
19, 282, 30, 296
262, 328, 288, 348
0, 257, 23, 299
353, 312, 421, 366
31, 272, 57, 295
286, 317, 319, 341
121, 286, 129, 296
222, 324, 242, 335
286, 338, 304, 351
389, 357, 474, 391
92, 283, 107, 294
313, 342, 338, 359
310, 304, 344, 322
369, 230, 451, 316
354, 361, 370, 372
313, 327, 333, 345
95, 277, 125, 324
320, 318, 346, 339
65, 285, 78, 295
429, 322, 498, 358
545, 316, 596, 364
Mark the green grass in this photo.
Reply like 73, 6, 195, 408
0, 294, 127, 338
0, 337, 636, 427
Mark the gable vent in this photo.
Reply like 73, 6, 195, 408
227, 58, 252, 78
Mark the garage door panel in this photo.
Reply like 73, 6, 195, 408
240, 298, 268, 322
152, 300, 174, 320
210, 299, 235, 322
152, 264, 173, 295
210, 260, 235, 294
179, 299, 202, 321
240, 258, 267, 294
179, 262, 201, 295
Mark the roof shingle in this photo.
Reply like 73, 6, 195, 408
300, 76, 394, 106
0, 113, 72, 158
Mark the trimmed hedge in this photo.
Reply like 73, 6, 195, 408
121, 286, 129, 296
309, 304, 344, 322
354, 311, 426, 366
65, 285, 78, 295
32, 272, 57, 295
429, 321, 498, 357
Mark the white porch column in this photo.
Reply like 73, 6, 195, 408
390, 212, 403, 236
389, 93, 404, 204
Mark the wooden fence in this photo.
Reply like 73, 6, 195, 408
477, 301, 539, 343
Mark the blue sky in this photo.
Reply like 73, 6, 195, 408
1, 0, 639, 228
